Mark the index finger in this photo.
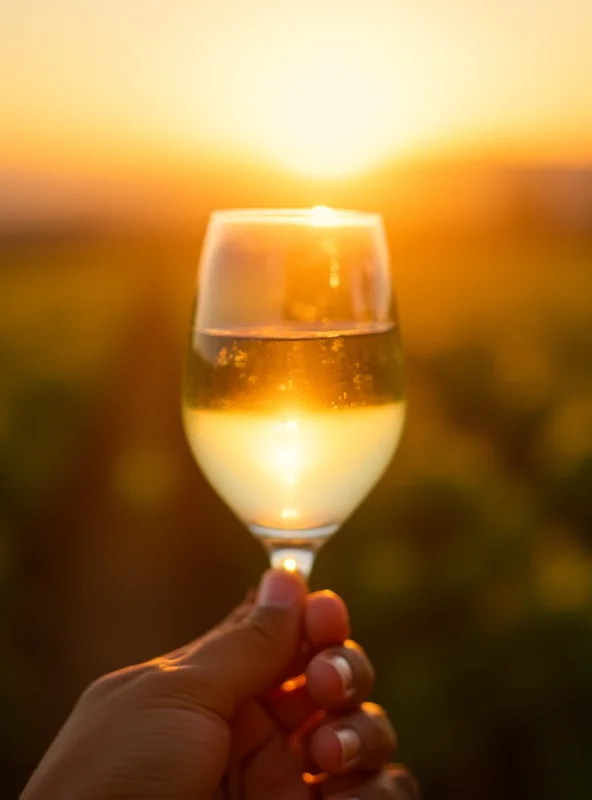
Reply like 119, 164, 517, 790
261, 589, 350, 731
263, 588, 350, 702
305, 590, 350, 649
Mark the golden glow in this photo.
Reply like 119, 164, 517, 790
184, 404, 405, 532
283, 557, 298, 572
253, 48, 398, 176
303, 772, 329, 785
273, 419, 303, 488
281, 676, 306, 691
311, 206, 337, 227
4, 3, 590, 175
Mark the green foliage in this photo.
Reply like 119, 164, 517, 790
1, 231, 591, 798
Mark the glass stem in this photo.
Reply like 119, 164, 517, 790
249, 522, 337, 580
267, 546, 317, 579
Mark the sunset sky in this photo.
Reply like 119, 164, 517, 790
2, 0, 591, 177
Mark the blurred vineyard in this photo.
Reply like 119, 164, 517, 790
1, 192, 591, 797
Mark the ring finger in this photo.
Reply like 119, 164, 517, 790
308, 702, 397, 775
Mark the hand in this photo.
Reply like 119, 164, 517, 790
23, 569, 418, 800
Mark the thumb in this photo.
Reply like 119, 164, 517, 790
185, 568, 306, 719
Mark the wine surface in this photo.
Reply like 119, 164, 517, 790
183, 323, 405, 534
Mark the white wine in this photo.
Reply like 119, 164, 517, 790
183, 323, 405, 566
185, 402, 404, 529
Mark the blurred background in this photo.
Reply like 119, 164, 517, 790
1, 1, 591, 797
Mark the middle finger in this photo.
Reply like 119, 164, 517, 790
306, 641, 375, 711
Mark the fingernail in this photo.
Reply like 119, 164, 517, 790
335, 727, 361, 768
327, 654, 355, 698
257, 569, 304, 608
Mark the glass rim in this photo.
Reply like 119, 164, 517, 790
210, 207, 383, 227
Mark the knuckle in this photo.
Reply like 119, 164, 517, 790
356, 704, 397, 759
380, 728, 397, 759
80, 667, 129, 703
139, 661, 222, 712
144, 660, 192, 690
372, 707, 397, 752
140, 661, 189, 694
390, 767, 421, 799
386, 724, 398, 753
79, 678, 104, 705
344, 641, 376, 687
377, 771, 402, 799
361, 701, 385, 718
360, 700, 387, 721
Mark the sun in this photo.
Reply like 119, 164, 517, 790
252, 42, 399, 177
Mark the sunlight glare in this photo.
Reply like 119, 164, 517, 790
254, 37, 400, 177
311, 205, 337, 227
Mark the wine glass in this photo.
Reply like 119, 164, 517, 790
182, 206, 405, 579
